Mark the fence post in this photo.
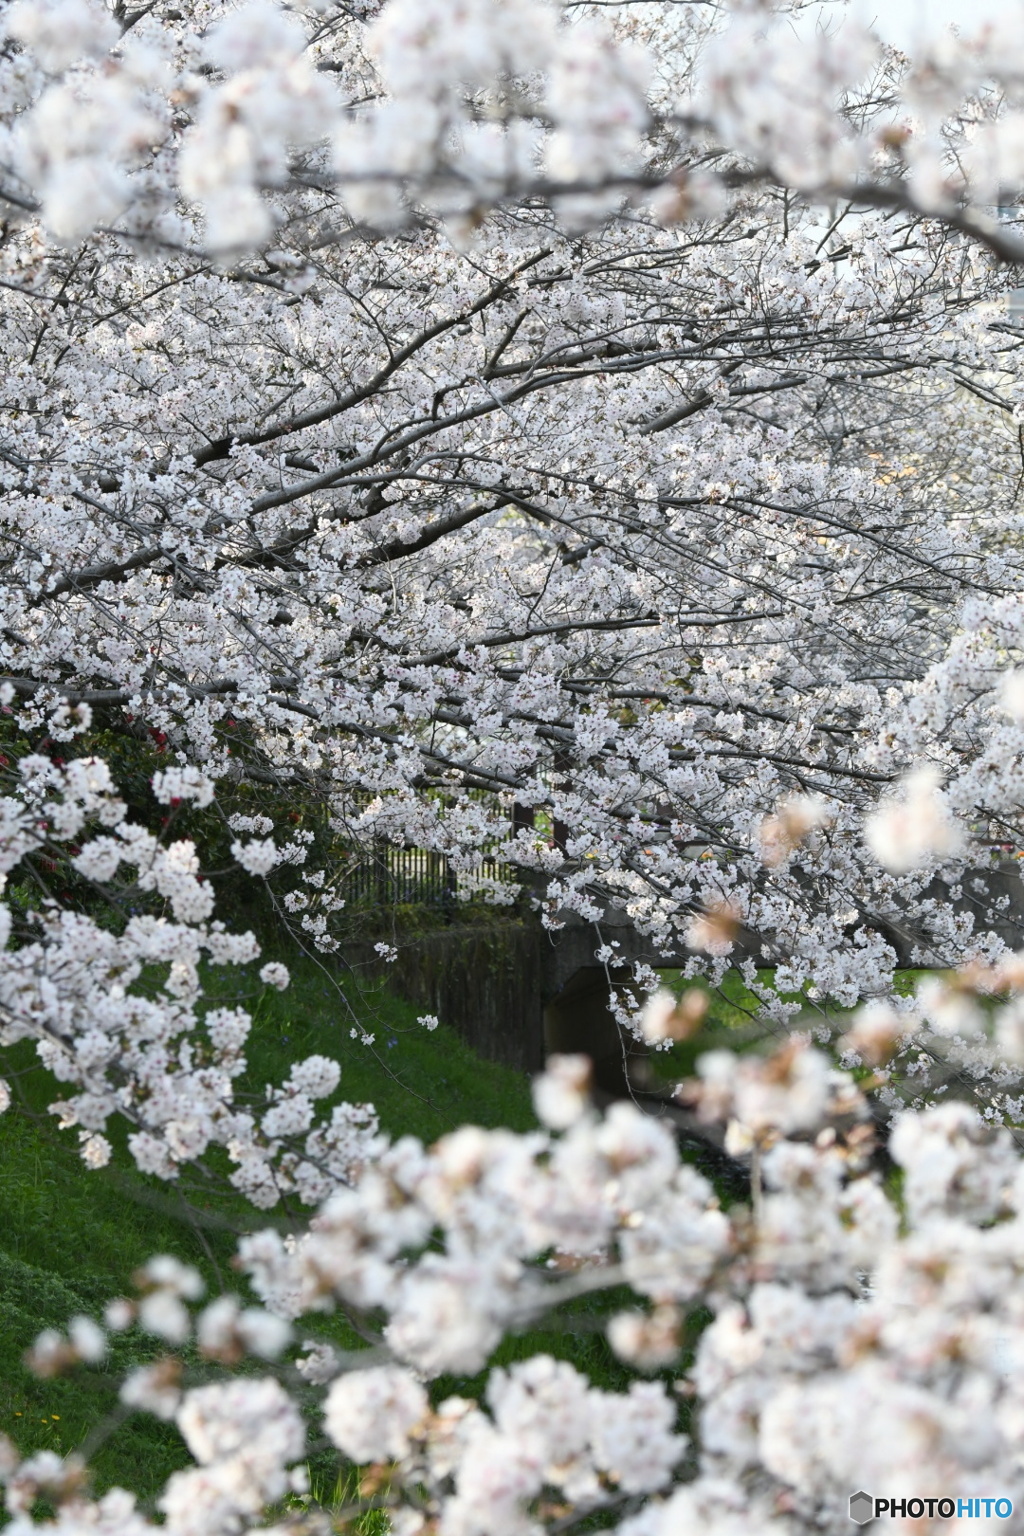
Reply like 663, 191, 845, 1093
374, 835, 388, 909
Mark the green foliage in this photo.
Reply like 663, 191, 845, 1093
0, 712, 338, 939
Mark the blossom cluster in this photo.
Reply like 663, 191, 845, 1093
3, 0, 1024, 247
5, 762, 1024, 1533
0, 756, 380, 1204
0, 59, 1021, 1028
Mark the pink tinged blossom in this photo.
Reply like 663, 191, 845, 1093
258, 961, 290, 990
864, 766, 963, 874
532, 1053, 591, 1129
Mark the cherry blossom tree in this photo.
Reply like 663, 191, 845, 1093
0, 126, 1021, 1013
6, 2, 1024, 1534
2, 0, 1024, 1001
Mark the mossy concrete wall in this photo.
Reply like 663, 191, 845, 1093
346, 921, 546, 1072
345, 898, 689, 1080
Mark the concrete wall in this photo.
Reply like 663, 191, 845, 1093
344, 920, 547, 1072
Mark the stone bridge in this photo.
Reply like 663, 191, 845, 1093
348, 858, 1024, 1090
346, 893, 688, 1091
537, 900, 687, 1095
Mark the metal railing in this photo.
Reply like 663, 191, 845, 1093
334, 839, 518, 911
328, 789, 532, 913
334, 842, 453, 909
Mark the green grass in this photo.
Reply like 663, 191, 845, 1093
639, 967, 795, 1084
230, 952, 537, 1143
0, 1110, 218, 1501
0, 950, 538, 1504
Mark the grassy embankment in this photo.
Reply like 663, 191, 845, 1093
0, 955, 536, 1503
0, 959, 787, 1509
